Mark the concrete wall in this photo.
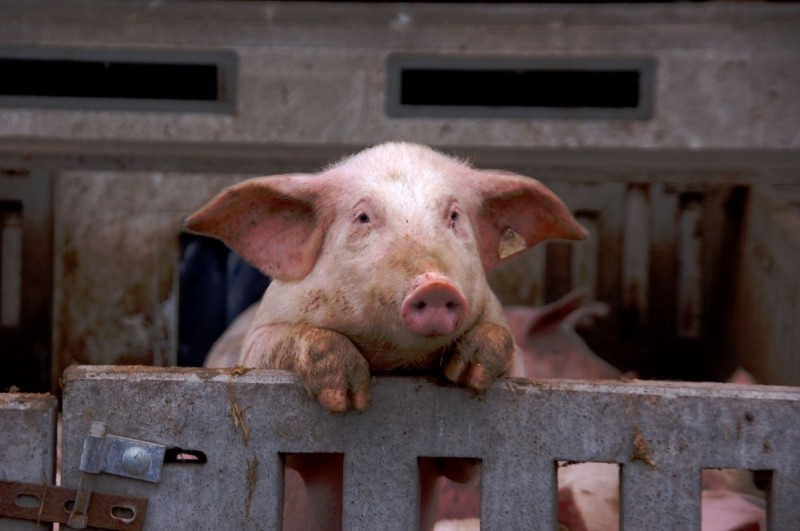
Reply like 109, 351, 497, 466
1, 2, 799, 150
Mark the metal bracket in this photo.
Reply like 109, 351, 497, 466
68, 421, 165, 529
0, 480, 148, 531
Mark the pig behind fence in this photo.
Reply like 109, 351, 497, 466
188, 142, 586, 530
187, 142, 586, 410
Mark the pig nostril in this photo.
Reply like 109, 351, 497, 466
415, 301, 427, 310
446, 301, 458, 310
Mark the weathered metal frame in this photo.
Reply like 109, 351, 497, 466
61, 366, 800, 530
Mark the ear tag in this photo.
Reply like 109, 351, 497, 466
498, 227, 527, 259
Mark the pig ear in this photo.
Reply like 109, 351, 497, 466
527, 290, 587, 336
474, 171, 587, 271
185, 175, 328, 281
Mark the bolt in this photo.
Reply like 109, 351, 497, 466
89, 421, 107, 437
122, 447, 151, 476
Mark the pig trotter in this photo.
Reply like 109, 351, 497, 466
300, 329, 372, 413
443, 322, 515, 391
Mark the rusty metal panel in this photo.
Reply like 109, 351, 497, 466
728, 185, 800, 387
0, 393, 57, 531
0, 481, 148, 531
62, 366, 800, 530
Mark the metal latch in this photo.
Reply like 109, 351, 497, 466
68, 420, 165, 528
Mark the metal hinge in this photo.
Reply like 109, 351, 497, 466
0, 421, 165, 530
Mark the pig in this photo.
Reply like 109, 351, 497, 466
187, 142, 586, 412
204, 302, 257, 369
188, 142, 586, 531
505, 289, 619, 380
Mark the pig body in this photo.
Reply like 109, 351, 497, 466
506, 289, 618, 380
188, 142, 585, 412
204, 303, 257, 369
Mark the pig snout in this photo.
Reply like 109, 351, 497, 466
401, 274, 468, 337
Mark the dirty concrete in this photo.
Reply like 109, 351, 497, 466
59, 367, 800, 530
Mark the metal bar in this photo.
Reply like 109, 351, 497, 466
677, 198, 704, 338
0, 480, 148, 531
622, 185, 650, 326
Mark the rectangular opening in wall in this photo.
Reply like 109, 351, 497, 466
282, 453, 344, 531
1, 201, 23, 329
387, 55, 654, 120
557, 461, 620, 529
701, 468, 769, 530
418, 457, 481, 527
0, 48, 237, 113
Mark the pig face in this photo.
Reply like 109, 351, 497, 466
187, 143, 586, 411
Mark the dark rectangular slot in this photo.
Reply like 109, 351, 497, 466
0, 58, 218, 101
387, 56, 655, 120
0, 48, 237, 113
401, 69, 640, 109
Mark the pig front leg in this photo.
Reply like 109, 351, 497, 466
243, 323, 372, 412
443, 322, 515, 391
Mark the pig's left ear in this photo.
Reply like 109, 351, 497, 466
474, 171, 587, 271
184, 175, 329, 281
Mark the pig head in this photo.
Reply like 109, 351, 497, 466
187, 142, 586, 412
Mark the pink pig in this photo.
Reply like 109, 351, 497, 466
187, 142, 586, 412
505, 289, 619, 380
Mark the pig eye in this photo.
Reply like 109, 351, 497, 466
448, 208, 460, 228
356, 212, 371, 224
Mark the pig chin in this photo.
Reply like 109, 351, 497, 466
350, 310, 477, 372
354, 326, 469, 372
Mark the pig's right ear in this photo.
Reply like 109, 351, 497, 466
185, 176, 328, 281
473, 170, 588, 271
